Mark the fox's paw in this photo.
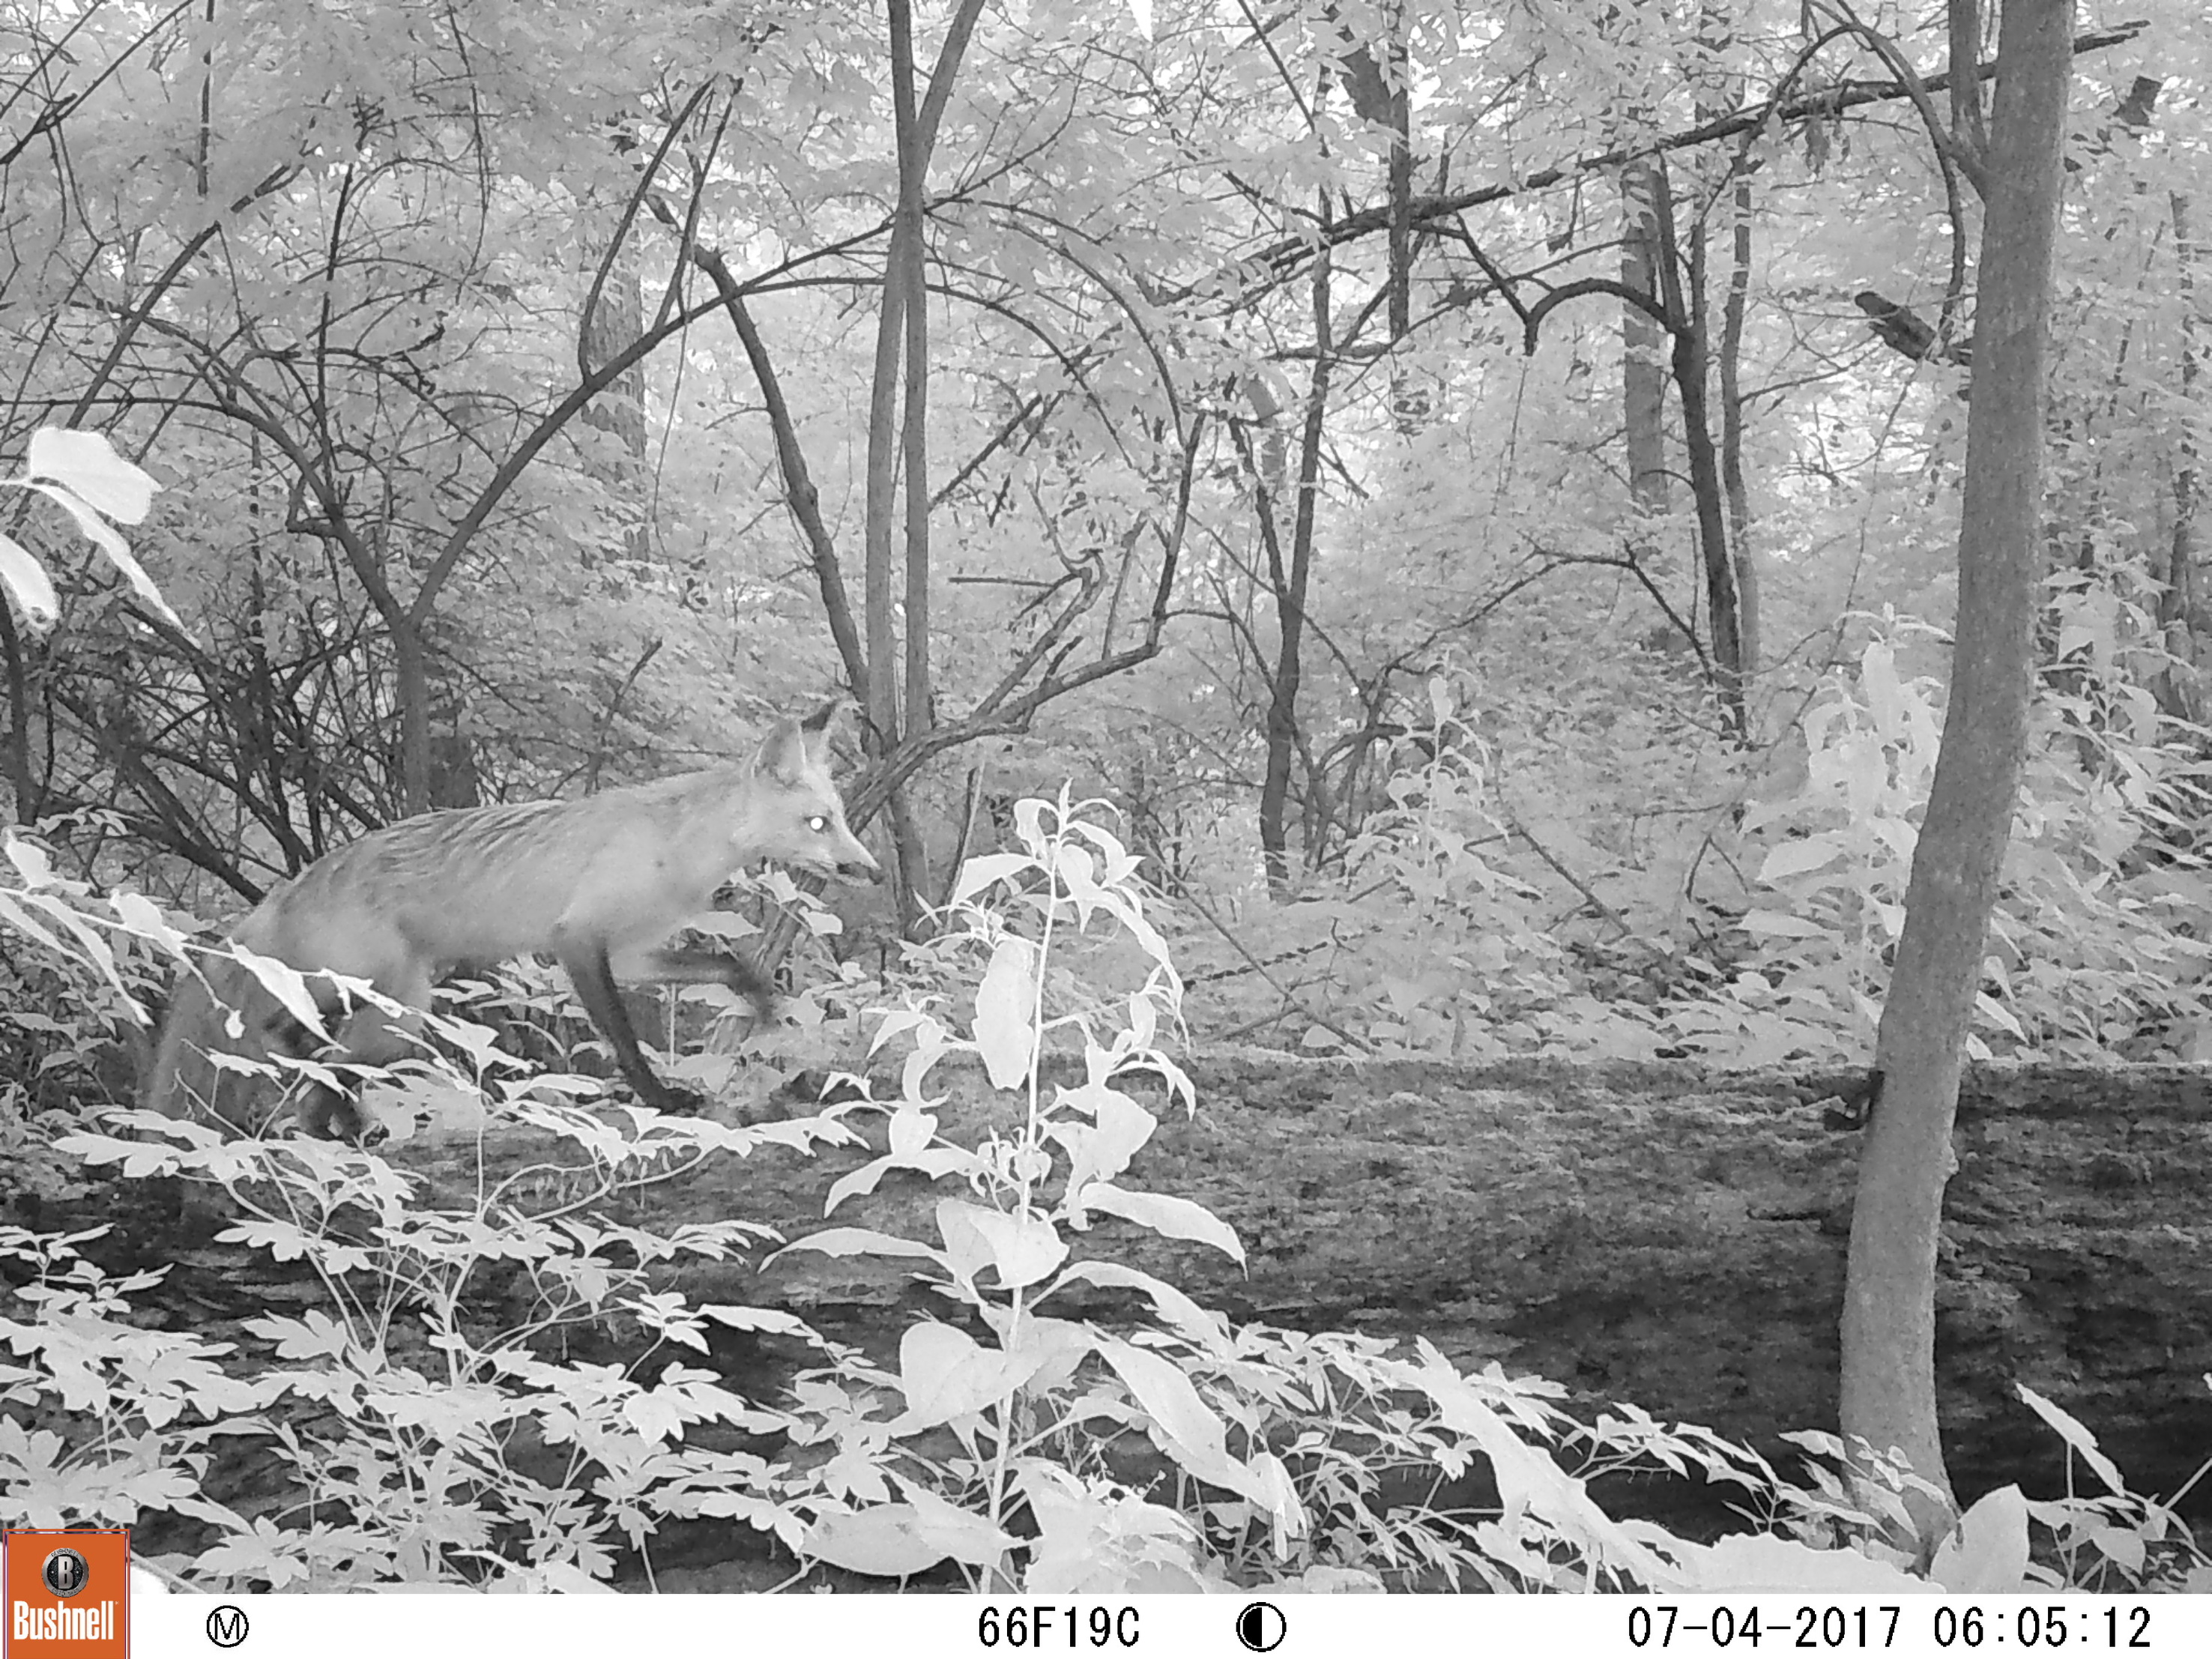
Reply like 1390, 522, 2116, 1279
293, 1087, 374, 1142
644, 1084, 714, 1117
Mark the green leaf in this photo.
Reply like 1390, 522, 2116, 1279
25, 429, 160, 523
950, 853, 1033, 907
1668, 1532, 1927, 1592
1930, 1485, 2031, 1592
803, 1505, 949, 1577
1052, 1261, 1230, 1355
1096, 1338, 1270, 1507
889, 1320, 1045, 1430
1072, 1182, 1243, 1263
974, 937, 1039, 1088
961, 1204, 1067, 1290
0, 534, 58, 632
230, 947, 331, 1041
771, 1226, 940, 1264
2014, 1383, 2127, 1494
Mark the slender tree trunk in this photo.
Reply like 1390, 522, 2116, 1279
1384, 1, 1417, 432
2158, 189, 2202, 722
891, 6, 935, 921
1258, 208, 1333, 894
390, 614, 432, 817
423, 612, 481, 810
861, 0, 982, 923
1622, 163, 1670, 517
1720, 172, 1759, 695
1843, 0, 2075, 1528
1651, 163, 1744, 734
862, 137, 907, 764
0, 593, 34, 824
578, 210, 650, 568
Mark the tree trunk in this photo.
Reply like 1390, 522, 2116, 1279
1622, 163, 1670, 517
423, 612, 481, 811
391, 613, 432, 817
891, 0, 935, 925
1383, 1, 1418, 432
1720, 172, 1759, 695
1844, 0, 2076, 1527
2157, 187, 2202, 724
1650, 163, 1745, 735
862, 0, 983, 927
1258, 211, 1333, 894
578, 211, 650, 569
0, 591, 38, 824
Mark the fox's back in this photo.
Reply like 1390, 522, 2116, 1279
245, 770, 749, 975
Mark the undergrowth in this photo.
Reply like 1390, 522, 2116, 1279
1, 792, 2207, 1592
1200, 649, 2212, 1068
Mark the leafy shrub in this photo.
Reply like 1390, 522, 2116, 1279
1739, 634, 2212, 1063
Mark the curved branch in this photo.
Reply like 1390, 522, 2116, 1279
1522, 276, 1680, 354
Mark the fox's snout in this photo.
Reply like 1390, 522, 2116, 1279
814, 823, 883, 884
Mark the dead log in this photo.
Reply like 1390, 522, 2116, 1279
18, 1055, 2212, 1526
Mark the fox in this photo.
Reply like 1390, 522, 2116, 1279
142, 700, 882, 1139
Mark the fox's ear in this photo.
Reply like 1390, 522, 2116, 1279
799, 697, 851, 764
751, 717, 809, 785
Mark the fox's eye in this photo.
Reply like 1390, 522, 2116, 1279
808, 815, 827, 832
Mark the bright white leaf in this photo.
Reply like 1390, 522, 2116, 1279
229, 948, 329, 1038
934, 1198, 1000, 1290
1757, 839, 1844, 883
961, 1204, 1066, 1288
1097, 1338, 1266, 1503
1930, 1485, 2031, 1592
1077, 1183, 1244, 1263
1667, 1532, 1930, 1592
15, 889, 126, 993
770, 1225, 940, 1264
892, 1481, 1020, 1565
895, 1322, 998, 1421
698, 1305, 818, 1338
109, 891, 192, 960
0, 534, 58, 631
2014, 1383, 2127, 1494
973, 936, 1039, 1088
1057, 1259, 1232, 1354
950, 852, 1032, 907
1055, 841, 1099, 912
892, 1320, 1045, 1430
26, 429, 159, 522
803, 1505, 949, 1578
4, 835, 53, 886
1741, 909, 1829, 939
17, 477, 181, 627
25, 482, 127, 562
100, 540, 184, 626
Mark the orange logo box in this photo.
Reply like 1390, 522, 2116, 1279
2, 1532, 128, 1659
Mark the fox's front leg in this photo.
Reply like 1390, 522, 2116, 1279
268, 967, 426, 1140
626, 944, 778, 1022
557, 936, 709, 1114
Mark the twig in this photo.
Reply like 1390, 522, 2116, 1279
1176, 888, 1373, 1054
